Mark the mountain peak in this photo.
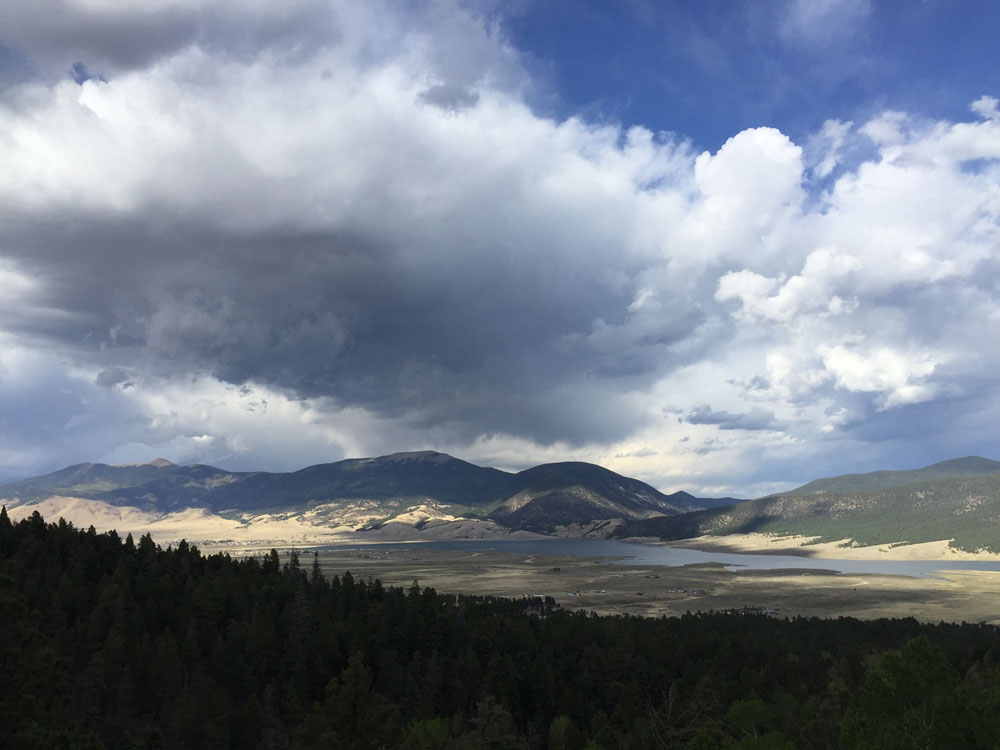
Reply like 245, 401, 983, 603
374, 451, 453, 463
109, 458, 175, 468
926, 456, 999, 472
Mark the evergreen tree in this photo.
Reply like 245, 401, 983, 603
0, 505, 11, 557
840, 636, 979, 749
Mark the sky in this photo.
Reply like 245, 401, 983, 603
0, 0, 998, 496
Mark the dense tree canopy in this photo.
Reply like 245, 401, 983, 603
3, 508, 1000, 748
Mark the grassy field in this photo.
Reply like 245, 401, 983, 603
310, 546, 1000, 624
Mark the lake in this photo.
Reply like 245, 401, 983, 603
314, 538, 1000, 578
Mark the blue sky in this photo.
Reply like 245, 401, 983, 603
506, 0, 1000, 150
0, 0, 997, 496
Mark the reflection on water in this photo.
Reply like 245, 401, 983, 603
315, 538, 1000, 579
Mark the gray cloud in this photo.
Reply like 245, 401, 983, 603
1, 207, 669, 447
684, 406, 784, 432
419, 84, 480, 112
0, 0, 339, 74
95, 367, 134, 390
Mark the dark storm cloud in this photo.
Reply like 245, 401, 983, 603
0, 206, 681, 447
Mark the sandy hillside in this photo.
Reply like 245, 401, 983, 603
3, 496, 543, 549
5, 497, 356, 547
661, 532, 1000, 561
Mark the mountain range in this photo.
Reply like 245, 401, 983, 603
3, 453, 999, 553
0, 451, 728, 540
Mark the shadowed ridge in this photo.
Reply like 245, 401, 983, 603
487, 461, 698, 533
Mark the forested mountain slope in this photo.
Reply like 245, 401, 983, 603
781, 456, 1000, 496
615, 459, 1000, 553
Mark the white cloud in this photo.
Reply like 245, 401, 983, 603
860, 111, 909, 147
819, 344, 941, 409
971, 96, 999, 121
677, 127, 804, 266
716, 247, 860, 322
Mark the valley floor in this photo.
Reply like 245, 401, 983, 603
306, 546, 1000, 624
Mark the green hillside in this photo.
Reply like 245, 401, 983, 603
784, 456, 1000, 496
615, 470, 1000, 553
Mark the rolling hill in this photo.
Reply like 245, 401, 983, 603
613, 457, 1000, 553
779, 456, 1000, 495
487, 461, 694, 533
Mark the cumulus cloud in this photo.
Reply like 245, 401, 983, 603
678, 127, 804, 265
717, 247, 862, 322
818, 343, 941, 409
0, 0, 997, 495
